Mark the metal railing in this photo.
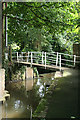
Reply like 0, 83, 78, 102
12, 51, 80, 68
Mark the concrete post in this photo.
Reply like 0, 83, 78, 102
25, 79, 33, 91
25, 67, 33, 80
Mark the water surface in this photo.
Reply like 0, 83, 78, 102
0, 72, 55, 119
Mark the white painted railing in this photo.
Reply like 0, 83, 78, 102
12, 51, 80, 68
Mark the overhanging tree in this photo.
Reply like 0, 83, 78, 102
3, 2, 80, 53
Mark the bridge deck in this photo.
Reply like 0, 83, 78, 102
14, 61, 69, 71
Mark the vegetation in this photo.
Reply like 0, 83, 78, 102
2, 2, 80, 118
3, 2, 80, 54
2, 2, 80, 81
33, 98, 47, 117
33, 76, 57, 118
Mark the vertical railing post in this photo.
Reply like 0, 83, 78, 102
56, 52, 58, 66
45, 52, 46, 69
27, 51, 29, 62
31, 52, 33, 67
21, 52, 23, 61
42, 52, 44, 64
17, 52, 18, 61
59, 54, 61, 71
30, 106, 32, 120
74, 55, 76, 67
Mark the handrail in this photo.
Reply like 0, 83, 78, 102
12, 51, 80, 68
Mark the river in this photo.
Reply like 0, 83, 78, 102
0, 72, 55, 119
0, 69, 79, 119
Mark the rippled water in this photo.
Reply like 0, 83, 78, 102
0, 72, 55, 119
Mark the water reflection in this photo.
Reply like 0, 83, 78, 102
24, 79, 34, 91
0, 103, 4, 120
0, 103, 6, 119
0, 72, 55, 119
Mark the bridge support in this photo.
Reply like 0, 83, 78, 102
54, 71, 63, 78
25, 67, 33, 80
0, 69, 10, 102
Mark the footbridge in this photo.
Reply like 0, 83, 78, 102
12, 51, 80, 71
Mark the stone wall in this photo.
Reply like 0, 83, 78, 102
0, 69, 5, 101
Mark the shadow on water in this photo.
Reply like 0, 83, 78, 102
0, 72, 55, 119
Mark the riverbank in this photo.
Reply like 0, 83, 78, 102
1, 68, 80, 119
33, 68, 80, 119
46, 68, 80, 119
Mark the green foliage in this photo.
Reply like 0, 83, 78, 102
33, 67, 39, 77
3, 2, 80, 54
4, 59, 26, 81
33, 98, 47, 117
